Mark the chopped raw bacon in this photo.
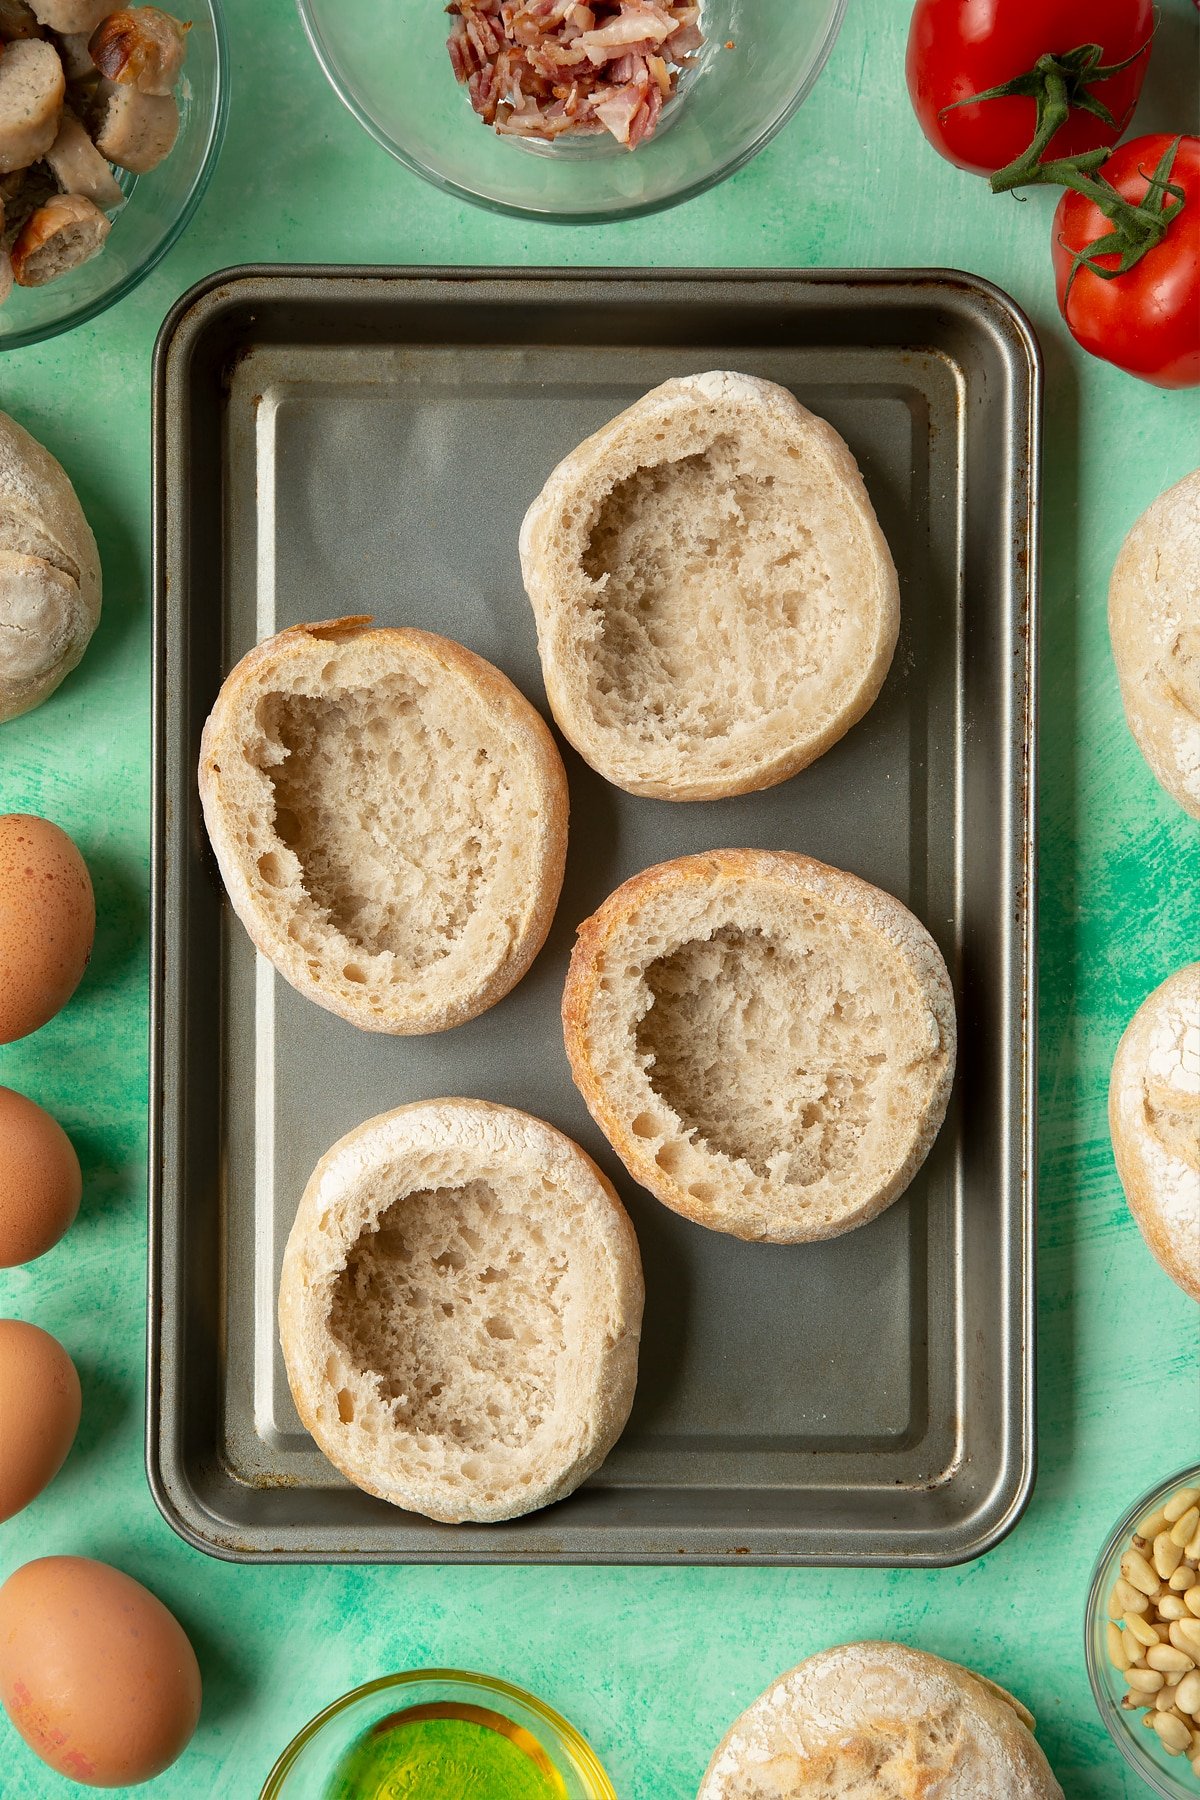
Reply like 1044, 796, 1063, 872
447, 0, 704, 147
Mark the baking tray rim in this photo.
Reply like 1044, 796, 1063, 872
147, 263, 1040, 1566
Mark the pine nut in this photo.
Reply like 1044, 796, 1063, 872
1123, 1548, 1162, 1596
1171, 1507, 1200, 1548
1147, 1645, 1195, 1673
1141, 1506, 1172, 1538
1160, 1595, 1189, 1620
1114, 1577, 1150, 1615
1124, 1691, 1152, 1709
1127, 1667, 1166, 1692
1174, 1670, 1200, 1716
1170, 1618, 1200, 1656
1108, 1622, 1131, 1670
1129, 1540, 1165, 1598
1187, 1525, 1200, 1562
1164, 1488, 1200, 1524
1171, 1566, 1198, 1592
1155, 1531, 1186, 1579
1127, 1612, 1163, 1646
1186, 1586, 1200, 1619
1154, 1711, 1192, 1755
1157, 1684, 1183, 1712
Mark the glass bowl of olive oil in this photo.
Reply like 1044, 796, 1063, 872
260, 1669, 617, 1800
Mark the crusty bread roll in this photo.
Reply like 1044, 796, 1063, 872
698, 1642, 1063, 1800
563, 850, 955, 1243
1109, 962, 1200, 1302
519, 372, 899, 801
1109, 468, 1200, 820
278, 1099, 644, 1523
198, 618, 568, 1035
0, 410, 101, 724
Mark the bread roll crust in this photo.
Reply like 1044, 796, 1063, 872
698, 1641, 1063, 1800
198, 617, 569, 1035
520, 372, 900, 801
1109, 962, 1200, 1302
1109, 468, 1200, 820
563, 850, 956, 1243
0, 409, 101, 723
278, 1099, 644, 1524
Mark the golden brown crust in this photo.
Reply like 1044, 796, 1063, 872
199, 617, 569, 1035
563, 850, 956, 1242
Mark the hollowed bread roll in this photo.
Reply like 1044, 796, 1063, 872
1109, 962, 1200, 1301
519, 372, 899, 801
563, 850, 955, 1243
278, 1099, 644, 1523
698, 1641, 1064, 1799
1109, 468, 1200, 820
198, 618, 568, 1035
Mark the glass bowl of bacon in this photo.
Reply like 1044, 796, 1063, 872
296, 0, 848, 222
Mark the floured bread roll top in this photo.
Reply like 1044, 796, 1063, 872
1109, 468, 1200, 820
278, 1099, 644, 1523
0, 409, 101, 724
698, 1641, 1064, 1800
1109, 962, 1200, 1301
198, 618, 569, 1034
563, 850, 956, 1242
519, 372, 900, 800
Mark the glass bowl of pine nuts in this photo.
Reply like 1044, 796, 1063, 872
1087, 1466, 1200, 1796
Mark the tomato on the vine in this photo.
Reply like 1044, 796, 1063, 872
906, 0, 1153, 177
1052, 135, 1200, 388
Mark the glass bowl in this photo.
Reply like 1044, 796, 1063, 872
1085, 1463, 1200, 1799
297, 0, 847, 223
259, 1669, 616, 1799
0, 0, 228, 350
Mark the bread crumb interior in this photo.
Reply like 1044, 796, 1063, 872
581, 441, 846, 748
636, 927, 890, 1185
328, 1178, 568, 1452
258, 676, 508, 972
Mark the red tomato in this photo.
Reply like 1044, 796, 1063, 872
907, 0, 1154, 176
1052, 135, 1200, 388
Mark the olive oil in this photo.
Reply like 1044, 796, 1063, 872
324, 1702, 569, 1800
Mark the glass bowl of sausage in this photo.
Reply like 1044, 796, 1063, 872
296, 0, 848, 223
0, 0, 227, 349
1086, 1465, 1200, 1798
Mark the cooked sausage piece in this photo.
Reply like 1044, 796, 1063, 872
11, 187, 108, 281
0, 37, 64, 172
44, 106, 121, 206
89, 7, 186, 95
0, 1, 44, 41
28, 0, 108, 30
0, 247, 12, 302
93, 81, 175, 171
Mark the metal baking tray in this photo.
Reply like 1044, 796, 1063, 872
149, 267, 1040, 1565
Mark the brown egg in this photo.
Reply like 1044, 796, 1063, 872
0, 814, 95, 1045
0, 1086, 82, 1266
0, 1557, 201, 1787
0, 1321, 81, 1522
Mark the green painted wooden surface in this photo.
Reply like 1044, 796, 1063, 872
1, 1, 1197, 1794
